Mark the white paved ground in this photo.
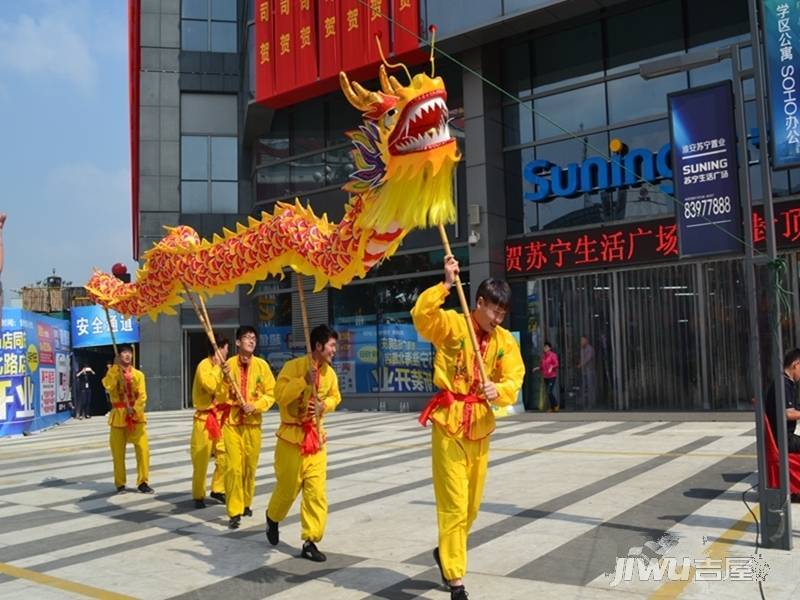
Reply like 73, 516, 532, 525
0, 411, 797, 599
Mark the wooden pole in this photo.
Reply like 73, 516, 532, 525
181, 283, 245, 406
437, 223, 487, 384
296, 273, 322, 436
102, 306, 119, 357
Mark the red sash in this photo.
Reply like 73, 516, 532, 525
299, 366, 322, 456
418, 390, 485, 437
112, 402, 136, 432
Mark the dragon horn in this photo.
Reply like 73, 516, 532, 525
339, 71, 382, 112
378, 64, 393, 95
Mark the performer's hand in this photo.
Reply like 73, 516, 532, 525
481, 381, 499, 402
443, 255, 459, 289
220, 361, 231, 376
243, 402, 255, 414
126, 407, 134, 416
0, 213, 6, 229
313, 399, 325, 419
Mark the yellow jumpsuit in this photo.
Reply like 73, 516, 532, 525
411, 282, 525, 581
266, 356, 341, 543
222, 355, 275, 518
190, 357, 227, 501
102, 365, 150, 488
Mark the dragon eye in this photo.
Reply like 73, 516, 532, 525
387, 109, 397, 117
383, 108, 398, 127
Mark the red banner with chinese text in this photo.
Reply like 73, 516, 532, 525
254, 0, 275, 100
295, 0, 317, 87
317, 0, 340, 79
505, 199, 800, 278
392, 0, 419, 55
340, 0, 367, 71
366, 0, 390, 65
273, 0, 296, 94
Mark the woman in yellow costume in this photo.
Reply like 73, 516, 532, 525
265, 324, 341, 562
222, 325, 275, 529
411, 257, 525, 600
190, 333, 230, 509
102, 344, 154, 494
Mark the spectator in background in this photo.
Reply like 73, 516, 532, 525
75, 364, 95, 419
534, 342, 560, 412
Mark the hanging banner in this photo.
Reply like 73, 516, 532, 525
70, 305, 140, 349
668, 81, 744, 257
763, 0, 800, 169
340, 0, 367, 71
273, 0, 296, 94
295, 0, 318, 87
254, 0, 275, 100
393, 0, 420, 54
366, 0, 391, 65
317, 0, 341, 79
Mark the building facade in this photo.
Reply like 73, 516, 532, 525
134, 0, 800, 412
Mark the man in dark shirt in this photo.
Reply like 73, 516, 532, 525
765, 348, 800, 453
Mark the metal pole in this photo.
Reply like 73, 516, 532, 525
748, 0, 792, 549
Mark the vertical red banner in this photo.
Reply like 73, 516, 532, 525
339, 0, 367, 71
254, 0, 274, 101
295, 0, 317, 87
273, 0, 296, 94
392, 0, 419, 55
317, 0, 340, 78
366, 0, 390, 65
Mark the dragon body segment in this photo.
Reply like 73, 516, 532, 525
87, 66, 460, 318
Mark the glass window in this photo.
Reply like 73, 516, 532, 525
291, 152, 327, 194
256, 111, 291, 166
182, 0, 208, 19
528, 133, 609, 231
181, 20, 208, 52
247, 24, 254, 98
181, 181, 208, 214
533, 22, 603, 92
211, 0, 237, 21
211, 137, 237, 180
211, 181, 238, 213
181, 136, 208, 180
502, 41, 532, 98
295, 102, 326, 154
607, 72, 685, 124
211, 21, 237, 52
606, 0, 684, 74
686, 0, 748, 49
503, 101, 533, 147
181, 0, 237, 52
182, 135, 238, 214
534, 84, 606, 140
689, 58, 732, 88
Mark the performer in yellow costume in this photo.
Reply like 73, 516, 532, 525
265, 325, 341, 562
102, 344, 154, 494
411, 257, 525, 600
190, 333, 230, 509
222, 325, 275, 529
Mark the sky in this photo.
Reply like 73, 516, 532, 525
0, 0, 137, 302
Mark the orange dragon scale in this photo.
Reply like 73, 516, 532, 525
86, 64, 460, 319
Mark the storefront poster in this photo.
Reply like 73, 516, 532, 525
763, 0, 800, 169
0, 309, 71, 436
377, 323, 434, 393
334, 325, 378, 394
70, 305, 139, 349
257, 325, 303, 373
668, 81, 743, 257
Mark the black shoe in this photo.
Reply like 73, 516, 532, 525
450, 585, 469, 600
209, 491, 226, 504
228, 515, 241, 529
116, 485, 126, 493
138, 482, 154, 494
791, 493, 800, 503
266, 516, 279, 546
301, 540, 327, 562
433, 547, 447, 587
243, 506, 253, 517
194, 499, 206, 509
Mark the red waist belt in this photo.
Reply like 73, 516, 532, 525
196, 404, 230, 441
112, 402, 137, 432
281, 420, 322, 456
418, 390, 486, 437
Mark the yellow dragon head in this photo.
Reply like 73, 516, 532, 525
339, 63, 460, 234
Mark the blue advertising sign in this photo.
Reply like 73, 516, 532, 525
70, 305, 139, 349
763, 0, 800, 169
668, 81, 743, 257
377, 324, 434, 394
333, 325, 378, 394
257, 325, 303, 373
0, 308, 72, 436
